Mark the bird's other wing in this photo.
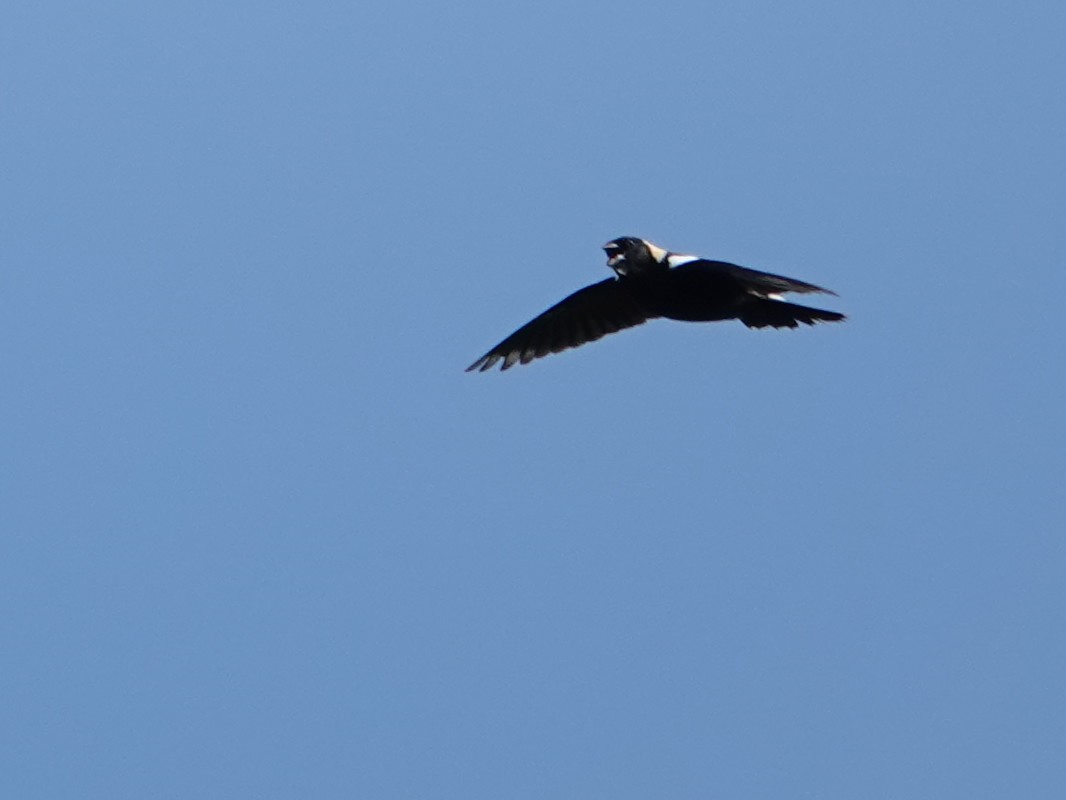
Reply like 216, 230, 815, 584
466, 278, 655, 371
716, 261, 839, 297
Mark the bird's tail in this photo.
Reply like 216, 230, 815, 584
739, 298, 846, 329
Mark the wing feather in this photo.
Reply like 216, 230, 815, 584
716, 261, 838, 296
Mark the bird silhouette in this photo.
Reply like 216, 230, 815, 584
467, 236, 845, 372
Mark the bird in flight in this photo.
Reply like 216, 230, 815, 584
466, 237, 845, 372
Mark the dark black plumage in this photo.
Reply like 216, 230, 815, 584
466, 237, 845, 371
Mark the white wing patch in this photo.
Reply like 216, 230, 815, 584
666, 253, 700, 267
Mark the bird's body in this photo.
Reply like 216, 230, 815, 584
466, 237, 845, 371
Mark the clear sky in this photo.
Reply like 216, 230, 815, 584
3, 2, 1064, 798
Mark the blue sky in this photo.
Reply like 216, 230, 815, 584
2, 1, 1064, 797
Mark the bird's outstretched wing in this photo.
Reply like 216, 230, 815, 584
720, 262, 838, 297
466, 278, 655, 371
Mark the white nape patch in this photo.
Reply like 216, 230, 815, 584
666, 253, 699, 268
643, 240, 669, 263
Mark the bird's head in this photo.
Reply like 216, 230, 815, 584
603, 237, 669, 276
